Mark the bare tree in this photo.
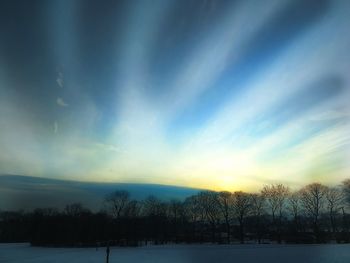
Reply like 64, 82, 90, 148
232, 191, 251, 244
64, 203, 88, 217
168, 200, 184, 243
184, 195, 202, 241
217, 191, 233, 243
300, 183, 328, 241
184, 195, 202, 223
343, 179, 350, 206
168, 200, 183, 221
250, 193, 265, 243
326, 187, 344, 234
197, 191, 220, 243
288, 191, 302, 231
261, 184, 289, 243
124, 200, 140, 218
105, 190, 130, 218
250, 193, 265, 218
342, 179, 350, 234
142, 195, 166, 217
262, 184, 289, 222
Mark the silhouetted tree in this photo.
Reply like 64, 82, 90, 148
343, 179, 350, 206
168, 200, 184, 242
325, 187, 344, 235
105, 190, 130, 218
217, 191, 233, 243
197, 191, 220, 243
142, 195, 167, 244
184, 195, 202, 242
124, 200, 140, 218
262, 184, 289, 243
142, 195, 166, 217
288, 192, 302, 232
64, 203, 88, 217
300, 183, 328, 242
250, 193, 265, 243
231, 191, 251, 243
341, 179, 350, 240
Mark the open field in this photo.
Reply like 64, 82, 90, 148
1, 243, 350, 263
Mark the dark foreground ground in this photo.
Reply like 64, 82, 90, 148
1, 243, 350, 263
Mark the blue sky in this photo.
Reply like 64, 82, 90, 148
0, 0, 349, 191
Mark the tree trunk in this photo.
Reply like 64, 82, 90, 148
329, 210, 336, 235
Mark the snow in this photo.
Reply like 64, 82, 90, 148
1, 243, 350, 263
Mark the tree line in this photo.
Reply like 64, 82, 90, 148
1, 180, 350, 246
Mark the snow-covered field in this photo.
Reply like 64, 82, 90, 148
1, 243, 350, 263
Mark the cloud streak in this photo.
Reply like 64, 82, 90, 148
56, 97, 68, 107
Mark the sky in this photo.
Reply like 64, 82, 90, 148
0, 0, 349, 192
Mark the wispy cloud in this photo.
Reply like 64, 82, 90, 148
56, 97, 68, 107
54, 121, 58, 134
56, 72, 64, 88
309, 110, 350, 121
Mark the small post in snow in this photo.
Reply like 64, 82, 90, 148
106, 241, 110, 263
